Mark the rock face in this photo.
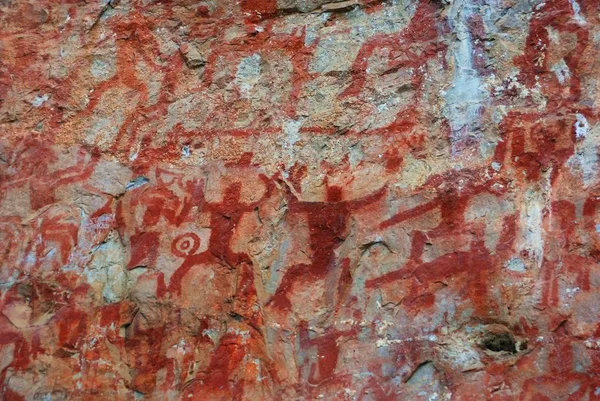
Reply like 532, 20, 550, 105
1, 0, 600, 400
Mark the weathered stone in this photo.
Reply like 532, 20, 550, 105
180, 40, 212, 69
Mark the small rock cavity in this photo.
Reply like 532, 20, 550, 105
482, 332, 517, 354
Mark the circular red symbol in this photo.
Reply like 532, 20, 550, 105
171, 233, 201, 257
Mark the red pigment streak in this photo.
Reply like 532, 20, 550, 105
514, 0, 588, 109
495, 213, 518, 253
184, 332, 247, 398
126, 326, 167, 394
127, 231, 160, 269
540, 259, 560, 307
468, 14, 492, 76
3, 389, 26, 401
267, 186, 385, 310
241, 0, 278, 18
384, 148, 403, 172
54, 307, 88, 351
341, 0, 443, 99
286, 163, 308, 194
380, 199, 440, 229
233, 262, 264, 327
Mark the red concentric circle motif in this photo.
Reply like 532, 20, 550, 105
171, 232, 201, 257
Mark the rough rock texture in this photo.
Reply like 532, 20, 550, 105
1, 0, 600, 400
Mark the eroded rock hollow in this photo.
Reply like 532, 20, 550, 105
1, 0, 600, 400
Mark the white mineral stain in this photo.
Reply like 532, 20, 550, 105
181, 145, 191, 159
518, 185, 547, 268
551, 59, 571, 86
505, 257, 526, 272
444, 0, 487, 154
575, 113, 590, 139
31, 94, 49, 107
126, 176, 149, 191
569, 0, 587, 25
568, 119, 599, 187
91, 57, 115, 81
235, 53, 262, 97
282, 118, 304, 167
